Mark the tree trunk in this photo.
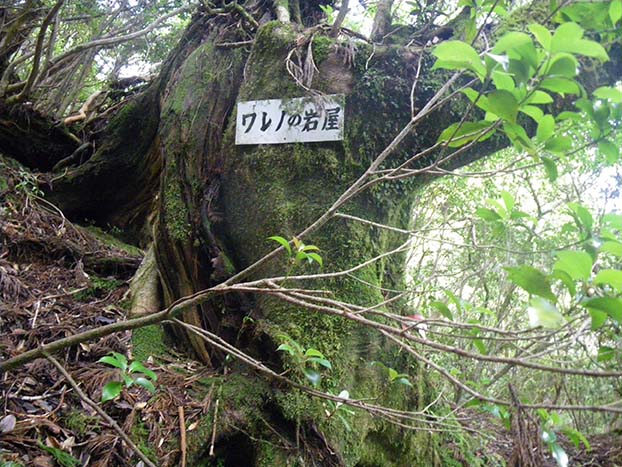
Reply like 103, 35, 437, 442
136, 15, 482, 465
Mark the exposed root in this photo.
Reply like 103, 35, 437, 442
129, 244, 161, 318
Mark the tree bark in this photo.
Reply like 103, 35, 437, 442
371, 0, 395, 42
141, 15, 498, 465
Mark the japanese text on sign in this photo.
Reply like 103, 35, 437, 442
235, 95, 344, 145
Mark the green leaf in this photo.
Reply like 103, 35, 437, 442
508, 58, 532, 86
551, 22, 584, 52
476, 207, 501, 221
437, 121, 494, 147
432, 40, 486, 79
445, 290, 464, 313
305, 348, 325, 358
536, 115, 555, 143
268, 236, 292, 255
37, 443, 80, 467
593, 86, 622, 103
527, 90, 554, 105
549, 21, 608, 60
583, 297, 622, 323
505, 265, 557, 302
520, 105, 545, 122
277, 343, 296, 355
600, 240, 622, 257
295, 250, 308, 263
561, 428, 591, 451
541, 156, 558, 182
303, 368, 321, 386
551, 22, 607, 59
528, 23, 552, 50
505, 266, 557, 302
588, 309, 608, 330
473, 338, 488, 355
430, 300, 453, 320
98, 352, 127, 371
306, 252, 323, 267
550, 270, 576, 297
122, 373, 134, 387
394, 377, 413, 387
491, 70, 515, 91
128, 361, 157, 381
500, 191, 515, 213
570, 39, 609, 61
610, 0, 622, 25
308, 357, 332, 369
300, 244, 320, 252
544, 136, 573, 153
597, 345, 616, 362
553, 2, 609, 35
568, 202, 594, 233
134, 377, 156, 393
594, 269, 622, 291
337, 413, 352, 431
493, 32, 538, 68
551, 442, 569, 467
510, 210, 531, 220
101, 381, 123, 402
546, 125, 572, 149
546, 53, 579, 77
503, 122, 535, 152
487, 90, 519, 123
527, 297, 565, 329
603, 213, 622, 230
98, 356, 124, 370
598, 139, 620, 163
540, 78, 581, 95
554, 250, 593, 281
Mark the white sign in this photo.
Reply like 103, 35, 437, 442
235, 95, 344, 145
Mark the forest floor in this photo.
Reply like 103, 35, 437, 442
1, 159, 621, 466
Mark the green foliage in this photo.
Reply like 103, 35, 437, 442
63, 409, 99, 437
276, 334, 332, 386
432, 8, 620, 178
98, 352, 157, 402
370, 361, 413, 387
37, 442, 80, 467
410, 114, 622, 432
323, 390, 354, 432
538, 410, 590, 467
0, 459, 23, 467
74, 276, 124, 302
268, 235, 323, 267
14, 169, 43, 197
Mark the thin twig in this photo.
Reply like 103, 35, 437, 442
209, 398, 220, 456
178, 406, 187, 467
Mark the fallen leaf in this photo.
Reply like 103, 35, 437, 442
0, 414, 16, 433
61, 436, 76, 450
33, 456, 54, 467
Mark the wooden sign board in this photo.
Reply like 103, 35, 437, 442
235, 95, 344, 145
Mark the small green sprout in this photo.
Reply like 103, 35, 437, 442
268, 235, 323, 267
276, 335, 332, 387
98, 352, 157, 402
